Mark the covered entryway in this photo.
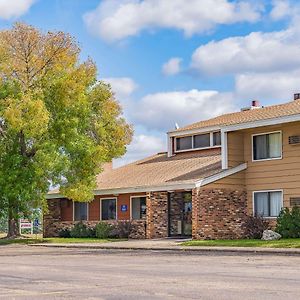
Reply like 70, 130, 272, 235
168, 191, 192, 237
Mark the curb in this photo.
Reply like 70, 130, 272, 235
29, 243, 300, 256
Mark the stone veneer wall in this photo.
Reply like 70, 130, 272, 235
192, 188, 248, 240
43, 199, 61, 237
129, 220, 146, 239
169, 192, 183, 236
146, 191, 168, 239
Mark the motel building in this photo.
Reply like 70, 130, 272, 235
45, 96, 300, 239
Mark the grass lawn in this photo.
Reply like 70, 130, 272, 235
0, 234, 124, 246
182, 239, 300, 248
43, 237, 122, 244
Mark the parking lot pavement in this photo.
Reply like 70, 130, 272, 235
1, 246, 300, 300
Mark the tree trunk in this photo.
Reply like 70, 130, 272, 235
6, 209, 20, 238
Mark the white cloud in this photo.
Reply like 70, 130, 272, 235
83, 0, 262, 42
235, 71, 300, 101
190, 27, 300, 76
102, 77, 138, 98
114, 133, 165, 167
162, 57, 182, 76
132, 89, 236, 131
0, 0, 35, 19
270, 0, 292, 20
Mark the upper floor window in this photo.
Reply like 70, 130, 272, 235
213, 132, 221, 146
176, 131, 221, 152
254, 190, 283, 217
253, 131, 282, 161
176, 136, 192, 151
193, 133, 210, 148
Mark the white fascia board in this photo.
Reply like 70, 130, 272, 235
223, 114, 300, 132
93, 183, 196, 195
196, 163, 247, 187
168, 125, 221, 137
46, 193, 64, 199
221, 130, 228, 169
167, 132, 173, 157
46, 182, 197, 199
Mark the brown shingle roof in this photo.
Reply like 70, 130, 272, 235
47, 149, 222, 196
173, 99, 300, 132
96, 149, 222, 191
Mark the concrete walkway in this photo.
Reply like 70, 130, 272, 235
31, 238, 300, 255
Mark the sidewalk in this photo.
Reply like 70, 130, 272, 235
30, 238, 300, 255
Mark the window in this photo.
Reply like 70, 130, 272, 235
253, 132, 281, 161
175, 131, 221, 152
74, 202, 88, 221
101, 198, 117, 220
254, 191, 283, 217
131, 197, 147, 220
176, 136, 192, 151
193, 133, 210, 148
213, 132, 221, 146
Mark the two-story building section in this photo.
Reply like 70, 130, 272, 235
45, 95, 300, 239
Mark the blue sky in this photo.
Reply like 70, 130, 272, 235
1, 0, 300, 165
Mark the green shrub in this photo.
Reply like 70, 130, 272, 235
59, 228, 71, 238
276, 207, 300, 238
243, 215, 269, 239
95, 222, 113, 239
70, 222, 95, 238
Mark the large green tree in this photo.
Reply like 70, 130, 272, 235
0, 23, 133, 237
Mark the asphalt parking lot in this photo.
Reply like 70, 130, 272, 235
0, 246, 300, 299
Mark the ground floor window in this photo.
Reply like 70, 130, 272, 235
254, 190, 283, 217
131, 196, 147, 220
74, 202, 88, 221
101, 198, 117, 220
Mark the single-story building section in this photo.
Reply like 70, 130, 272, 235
45, 149, 248, 239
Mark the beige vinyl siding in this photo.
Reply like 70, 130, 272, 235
243, 122, 300, 214
227, 131, 245, 168
204, 170, 245, 190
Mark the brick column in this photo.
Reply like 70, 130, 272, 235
192, 188, 200, 239
43, 199, 62, 237
169, 191, 183, 236
193, 188, 248, 240
146, 191, 168, 239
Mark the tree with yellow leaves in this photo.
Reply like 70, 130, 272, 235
0, 23, 133, 237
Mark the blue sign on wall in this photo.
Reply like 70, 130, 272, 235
121, 204, 128, 212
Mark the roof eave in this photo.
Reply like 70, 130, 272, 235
46, 182, 197, 199
46, 163, 247, 199
168, 113, 300, 137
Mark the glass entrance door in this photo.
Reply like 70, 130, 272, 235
182, 193, 192, 236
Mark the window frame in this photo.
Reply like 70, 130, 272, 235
130, 195, 147, 220
175, 131, 221, 153
175, 135, 193, 151
73, 201, 89, 222
251, 131, 282, 162
252, 189, 283, 219
100, 197, 118, 221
